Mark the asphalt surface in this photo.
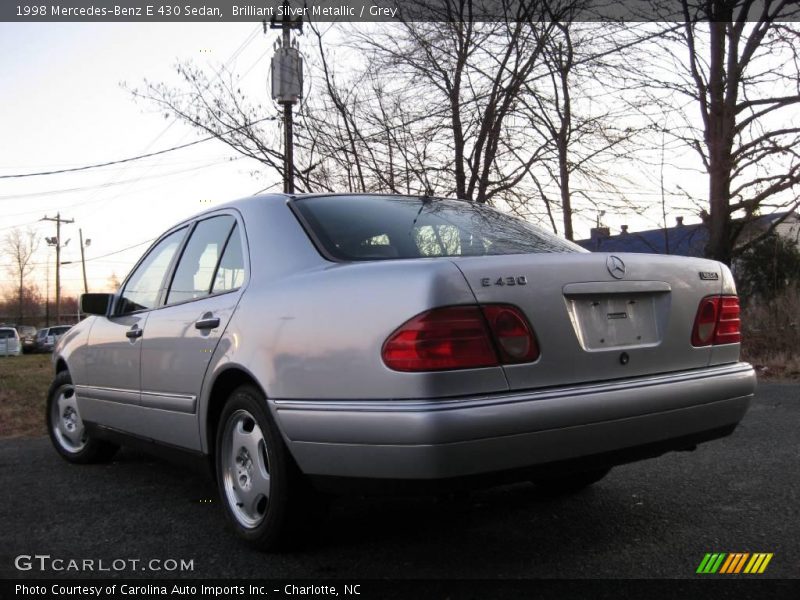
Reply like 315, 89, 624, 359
1, 383, 798, 580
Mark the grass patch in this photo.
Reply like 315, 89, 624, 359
740, 285, 800, 382
0, 354, 52, 438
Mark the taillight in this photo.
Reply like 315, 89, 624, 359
382, 305, 539, 372
691, 295, 741, 347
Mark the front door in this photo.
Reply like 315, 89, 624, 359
78, 226, 188, 434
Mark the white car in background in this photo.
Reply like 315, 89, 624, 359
0, 327, 22, 357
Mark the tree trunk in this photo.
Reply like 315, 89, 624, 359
705, 20, 734, 265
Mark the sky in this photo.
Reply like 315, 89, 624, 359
0, 21, 708, 301
0, 22, 283, 299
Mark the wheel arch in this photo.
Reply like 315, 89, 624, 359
54, 356, 69, 376
203, 365, 269, 457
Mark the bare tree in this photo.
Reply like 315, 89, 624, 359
3, 228, 39, 324
350, 1, 582, 205
520, 20, 654, 239
642, 0, 800, 264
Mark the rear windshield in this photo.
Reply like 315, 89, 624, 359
0, 329, 17, 339
292, 195, 584, 261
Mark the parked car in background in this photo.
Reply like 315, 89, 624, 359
15, 325, 37, 354
34, 326, 73, 353
0, 327, 22, 357
48, 193, 756, 550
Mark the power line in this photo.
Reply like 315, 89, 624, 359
0, 118, 274, 180
84, 238, 157, 262
0, 157, 243, 203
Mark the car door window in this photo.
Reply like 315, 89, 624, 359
166, 216, 236, 305
118, 227, 187, 314
211, 224, 245, 294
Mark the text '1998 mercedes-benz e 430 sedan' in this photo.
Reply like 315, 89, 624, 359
48, 193, 756, 549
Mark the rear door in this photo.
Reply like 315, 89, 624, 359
452, 252, 723, 391
138, 214, 247, 450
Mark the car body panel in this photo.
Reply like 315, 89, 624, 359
138, 291, 242, 449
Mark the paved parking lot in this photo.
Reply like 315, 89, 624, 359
1, 383, 798, 580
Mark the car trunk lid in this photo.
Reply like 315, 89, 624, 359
450, 252, 726, 391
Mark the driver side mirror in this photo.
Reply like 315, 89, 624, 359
81, 293, 114, 316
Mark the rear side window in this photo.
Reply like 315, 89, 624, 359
292, 195, 583, 261
211, 224, 245, 294
166, 216, 236, 305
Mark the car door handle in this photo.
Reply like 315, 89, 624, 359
125, 327, 143, 339
195, 316, 220, 330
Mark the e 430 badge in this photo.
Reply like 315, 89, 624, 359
481, 276, 528, 287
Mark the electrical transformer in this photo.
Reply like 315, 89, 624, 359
271, 44, 303, 104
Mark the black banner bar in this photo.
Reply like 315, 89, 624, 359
2, 1, 799, 23
3, 579, 800, 600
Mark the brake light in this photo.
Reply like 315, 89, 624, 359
691, 295, 741, 347
382, 305, 539, 372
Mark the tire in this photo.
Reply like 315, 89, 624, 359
215, 384, 324, 551
532, 467, 612, 495
46, 371, 118, 464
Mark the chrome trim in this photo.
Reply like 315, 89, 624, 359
74, 385, 196, 413
273, 362, 754, 414
563, 280, 671, 295
74, 384, 139, 406
140, 390, 197, 413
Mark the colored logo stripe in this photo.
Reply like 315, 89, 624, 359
744, 553, 773, 574
697, 553, 726, 574
719, 553, 749, 573
697, 552, 773, 574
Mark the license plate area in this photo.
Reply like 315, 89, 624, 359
565, 292, 669, 351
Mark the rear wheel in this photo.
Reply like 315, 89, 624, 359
215, 384, 324, 550
532, 467, 612, 495
46, 371, 118, 463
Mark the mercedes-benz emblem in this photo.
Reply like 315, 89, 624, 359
606, 255, 626, 279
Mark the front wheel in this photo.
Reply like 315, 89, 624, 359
46, 371, 118, 463
215, 385, 323, 550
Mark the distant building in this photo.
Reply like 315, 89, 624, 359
576, 212, 800, 257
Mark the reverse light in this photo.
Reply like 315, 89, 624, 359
480, 305, 540, 363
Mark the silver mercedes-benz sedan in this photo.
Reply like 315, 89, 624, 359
48, 193, 756, 549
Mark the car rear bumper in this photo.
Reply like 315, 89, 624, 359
271, 362, 756, 480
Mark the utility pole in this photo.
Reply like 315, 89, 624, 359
41, 213, 74, 325
79, 229, 90, 294
45, 249, 50, 326
269, 2, 303, 193
61, 231, 91, 320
